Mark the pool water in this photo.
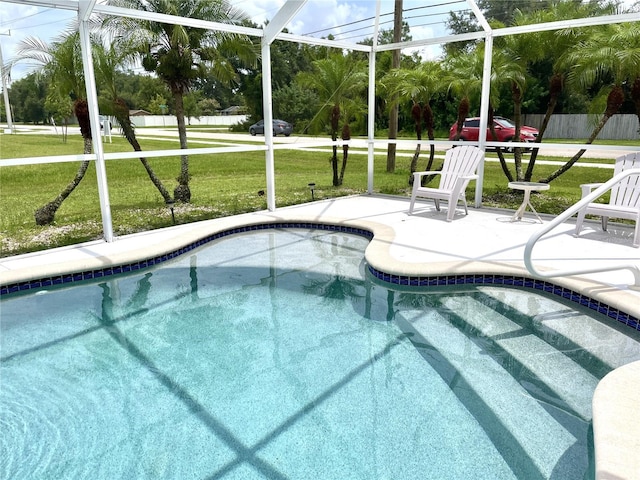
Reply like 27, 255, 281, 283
2, 229, 640, 479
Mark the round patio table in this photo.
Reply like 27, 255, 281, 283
508, 181, 550, 223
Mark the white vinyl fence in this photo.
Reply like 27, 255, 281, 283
523, 114, 639, 140
129, 115, 247, 128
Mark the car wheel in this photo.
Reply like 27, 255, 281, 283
285, 133, 290, 137
250, 128, 256, 136
505, 138, 515, 153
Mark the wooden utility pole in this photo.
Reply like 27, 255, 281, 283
386, 0, 402, 172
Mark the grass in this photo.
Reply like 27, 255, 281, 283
0, 131, 617, 257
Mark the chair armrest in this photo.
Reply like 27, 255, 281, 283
580, 182, 603, 197
413, 170, 443, 178
452, 174, 479, 187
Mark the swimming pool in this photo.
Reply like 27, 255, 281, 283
2, 229, 640, 479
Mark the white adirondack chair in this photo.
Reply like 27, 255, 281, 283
409, 145, 484, 221
574, 152, 640, 247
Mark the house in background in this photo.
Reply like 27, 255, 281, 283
219, 106, 246, 116
129, 109, 152, 116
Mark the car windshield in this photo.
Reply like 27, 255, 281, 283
495, 118, 515, 128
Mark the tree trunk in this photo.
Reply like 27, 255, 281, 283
386, 0, 403, 173
488, 107, 514, 182
113, 98, 172, 203
539, 85, 625, 184
331, 104, 340, 187
339, 124, 351, 185
423, 103, 435, 173
172, 91, 191, 203
409, 103, 422, 185
453, 97, 470, 140
35, 159, 91, 225
34, 99, 92, 225
409, 144, 421, 185
526, 73, 563, 180
511, 82, 523, 181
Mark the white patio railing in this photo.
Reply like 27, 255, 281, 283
524, 168, 640, 286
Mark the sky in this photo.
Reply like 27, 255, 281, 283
0, 0, 461, 81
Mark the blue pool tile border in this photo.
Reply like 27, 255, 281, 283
0, 223, 373, 297
2, 222, 638, 332
367, 265, 640, 332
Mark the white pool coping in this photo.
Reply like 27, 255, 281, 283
1, 194, 639, 479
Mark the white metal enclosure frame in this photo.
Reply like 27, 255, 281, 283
1, 0, 639, 242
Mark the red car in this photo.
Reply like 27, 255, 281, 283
449, 117, 538, 150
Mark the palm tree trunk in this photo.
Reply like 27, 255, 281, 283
492, 137, 514, 182
338, 124, 351, 185
424, 103, 435, 173
409, 103, 422, 185
331, 105, 340, 187
331, 138, 339, 186
409, 144, 421, 185
34, 100, 92, 225
35, 158, 91, 225
172, 91, 191, 202
511, 82, 523, 181
539, 85, 625, 183
538, 118, 604, 184
339, 145, 348, 186
113, 100, 172, 203
386, 0, 402, 174
526, 73, 563, 180
453, 97, 470, 140
488, 108, 514, 182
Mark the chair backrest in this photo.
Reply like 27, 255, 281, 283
438, 145, 484, 190
610, 152, 640, 208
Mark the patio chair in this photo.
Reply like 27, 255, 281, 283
574, 152, 640, 247
409, 145, 484, 221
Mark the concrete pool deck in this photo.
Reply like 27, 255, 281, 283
1, 194, 639, 479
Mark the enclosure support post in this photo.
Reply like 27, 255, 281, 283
261, 42, 276, 212
79, 4, 114, 242
367, 0, 382, 194
475, 32, 493, 208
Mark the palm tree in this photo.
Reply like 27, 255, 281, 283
493, 24, 536, 181
13, 33, 93, 225
380, 61, 443, 184
92, 40, 172, 203
298, 53, 367, 186
540, 21, 640, 183
446, 45, 517, 181
512, 1, 610, 180
105, 0, 257, 203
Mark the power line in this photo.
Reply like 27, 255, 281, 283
0, 9, 48, 28
303, 11, 393, 36
4, 17, 72, 33
303, 1, 466, 37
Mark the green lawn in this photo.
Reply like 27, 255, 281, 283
0, 132, 615, 257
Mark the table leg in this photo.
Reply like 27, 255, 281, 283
511, 188, 544, 223
511, 189, 532, 222
527, 201, 544, 223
